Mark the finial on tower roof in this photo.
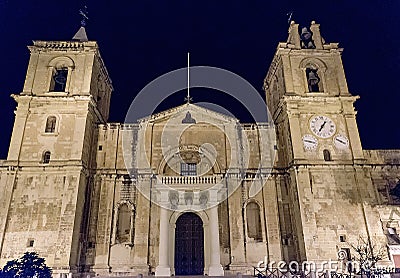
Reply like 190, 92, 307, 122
72, 5, 89, 41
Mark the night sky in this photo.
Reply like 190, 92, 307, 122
0, 1, 399, 159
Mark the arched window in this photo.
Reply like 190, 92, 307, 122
48, 56, 74, 93
45, 116, 56, 133
116, 204, 131, 243
42, 151, 51, 164
246, 202, 262, 241
300, 59, 326, 94
323, 149, 332, 161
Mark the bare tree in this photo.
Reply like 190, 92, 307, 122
348, 236, 387, 277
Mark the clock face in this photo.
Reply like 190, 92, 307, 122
302, 134, 318, 150
310, 115, 336, 138
334, 134, 349, 149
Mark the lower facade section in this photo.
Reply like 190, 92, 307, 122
2, 162, 400, 277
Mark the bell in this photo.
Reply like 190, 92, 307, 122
54, 70, 67, 85
308, 71, 320, 85
301, 27, 312, 41
300, 27, 315, 49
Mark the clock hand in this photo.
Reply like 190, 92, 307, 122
304, 140, 316, 144
318, 121, 326, 132
336, 138, 346, 144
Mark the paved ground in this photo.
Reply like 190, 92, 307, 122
93, 274, 400, 278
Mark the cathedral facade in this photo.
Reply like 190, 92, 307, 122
0, 21, 400, 278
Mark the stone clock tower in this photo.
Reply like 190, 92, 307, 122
0, 29, 113, 276
263, 21, 387, 264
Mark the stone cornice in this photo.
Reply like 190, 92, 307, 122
282, 95, 359, 103
29, 40, 98, 52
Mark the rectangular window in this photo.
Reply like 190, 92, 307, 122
181, 163, 197, 176
27, 239, 34, 247
45, 116, 56, 133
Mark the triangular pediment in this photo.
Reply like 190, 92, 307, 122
138, 103, 238, 125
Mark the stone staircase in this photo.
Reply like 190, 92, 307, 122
96, 275, 253, 278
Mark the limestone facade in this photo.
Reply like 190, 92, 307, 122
0, 22, 400, 278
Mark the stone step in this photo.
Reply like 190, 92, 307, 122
96, 275, 253, 278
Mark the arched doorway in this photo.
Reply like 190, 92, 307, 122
174, 212, 204, 275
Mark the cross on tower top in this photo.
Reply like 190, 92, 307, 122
79, 5, 89, 27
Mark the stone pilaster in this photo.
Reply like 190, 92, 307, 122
155, 189, 171, 276
208, 190, 224, 276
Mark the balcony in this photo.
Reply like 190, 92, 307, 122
159, 175, 224, 191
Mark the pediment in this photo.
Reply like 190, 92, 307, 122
138, 103, 238, 125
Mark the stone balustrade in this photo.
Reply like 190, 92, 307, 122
161, 175, 223, 185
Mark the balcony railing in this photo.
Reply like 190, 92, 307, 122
161, 175, 223, 185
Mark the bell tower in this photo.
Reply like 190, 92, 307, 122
0, 26, 113, 276
264, 20, 364, 167
263, 21, 378, 264
7, 32, 112, 162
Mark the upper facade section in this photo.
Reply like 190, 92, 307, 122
97, 104, 275, 178
264, 21, 351, 116
22, 40, 113, 120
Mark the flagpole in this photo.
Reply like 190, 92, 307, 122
187, 52, 190, 103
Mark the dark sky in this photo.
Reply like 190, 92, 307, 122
0, 0, 399, 159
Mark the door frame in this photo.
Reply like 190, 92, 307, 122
174, 212, 204, 275
169, 210, 210, 275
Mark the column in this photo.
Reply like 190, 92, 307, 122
208, 204, 224, 276
155, 189, 171, 276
